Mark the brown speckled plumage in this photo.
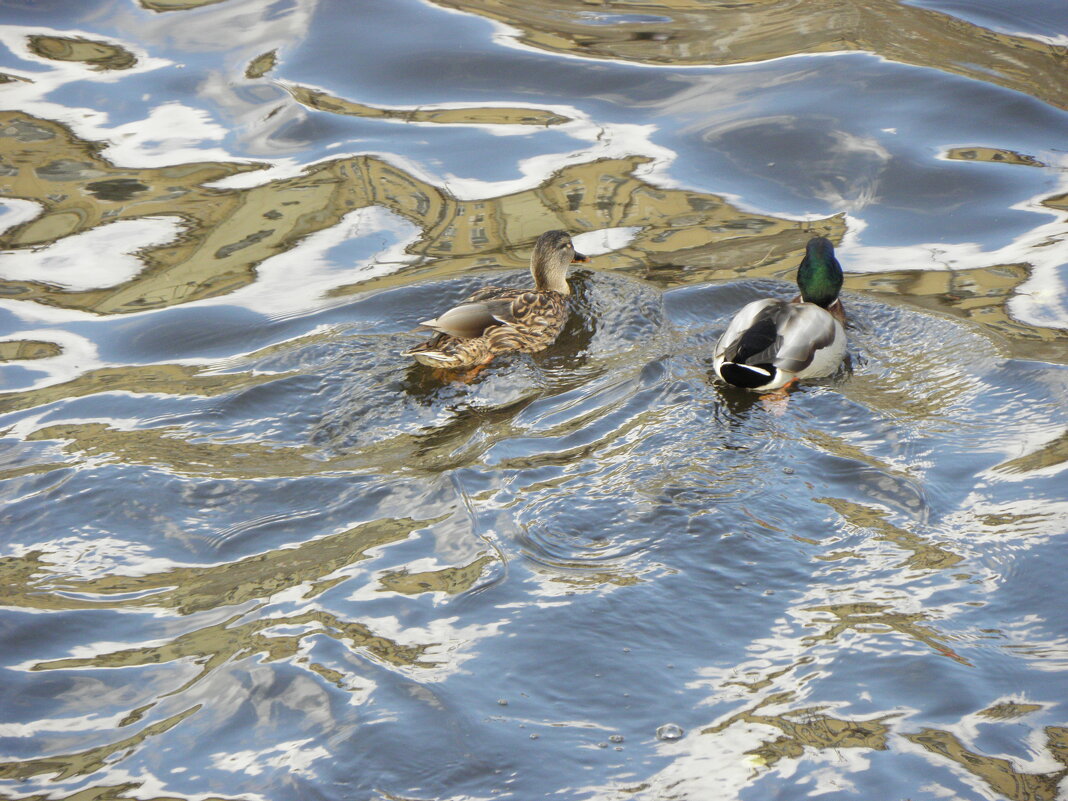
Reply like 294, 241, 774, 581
404, 230, 586, 370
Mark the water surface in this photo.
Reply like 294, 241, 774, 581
1, 1, 1067, 799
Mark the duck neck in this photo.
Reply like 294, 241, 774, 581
797, 237, 843, 308
532, 262, 569, 295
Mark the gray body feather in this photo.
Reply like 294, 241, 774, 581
418, 299, 516, 340
714, 298, 846, 391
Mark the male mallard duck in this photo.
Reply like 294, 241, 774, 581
713, 236, 846, 393
404, 229, 588, 370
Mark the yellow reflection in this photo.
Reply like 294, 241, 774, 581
33, 608, 434, 678
26, 421, 322, 479
852, 262, 1068, 363
945, 147, 1047, 168
0, 363, 287, 414
0, 111, 841, 315
979, 702, 1044, 720
378, 555, 495, 595
816, 497, 963, 570
703, 692, 895, 767
245, 49, 278, 79
994, 430, 1068, 476
905, 727, 1068, 801
0, 339, 61, 362
138, 0, 230, 10
430, 0, 1068, 109
284, 84, 571, 127
0, 515, 443, 613
802, 601, 969, 664
27, 35, 137, 71
0, 705, 200, 781
2, 107, 1061, 360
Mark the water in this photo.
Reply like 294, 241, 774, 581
1, 1, 1067, 799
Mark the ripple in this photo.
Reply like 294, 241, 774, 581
2, 1, 1068, 800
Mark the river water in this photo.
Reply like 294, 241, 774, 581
1, 1, 1067, 799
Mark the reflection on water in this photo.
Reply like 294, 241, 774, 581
433, 0, 1068, 110
1, 0, 1067, 799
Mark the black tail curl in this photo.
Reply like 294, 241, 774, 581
719, 362, 776, 389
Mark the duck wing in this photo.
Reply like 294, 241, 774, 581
716, 299, 839, 373
716, 299, 784, 365
771, 303, 841, 373
418, 297, 518, 339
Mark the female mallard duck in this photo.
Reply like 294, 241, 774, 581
404, 229, 587, 370
713, 236, 847, 393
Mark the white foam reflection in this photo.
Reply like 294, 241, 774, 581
0, 217, 182, 290
349, 613, 505, 681
111, 0, 319, 55
840, 163, 1068, 331
0, 198, 44, 237
0, 329, 101, 385
194, 205, 421, 318
0, 26, 248, 170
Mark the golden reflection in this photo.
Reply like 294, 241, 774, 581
0, 364, 287, 414
852, 262, 1068, 364
33, 607, 434, 677
994, 430, 1068, 475
430, 0, 1068, 109
0, 515, 443, 614
979, 701, 1044, 720
26, 35, 137, 71
703, 692, 895, 767
546, 571, 645, 587
378, 555, 495, 594
3, 110, 1059, 361
816, 497, 963, 570
245, 49, 278, 79
745, 714, 892, 768
1048, 727, 1068, 768
800, 428, 904, 476
905, 727, 1068, 800
945, 147, 1047, 169
0, 782, 243, 801
0, 459, 67, 481
26, 421, 321, 479
139, 0, 230, 10
0, 111, 840, 314
802, 601, 969, 664
0, 339, 62, 362
284, 84, 571, 127
0, 705, 200, 781
722, 656, 815, 694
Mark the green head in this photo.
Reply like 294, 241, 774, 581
796, 236, 843, 308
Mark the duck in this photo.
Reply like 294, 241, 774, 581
713, 235, 847, 393
404, 229, 588, 371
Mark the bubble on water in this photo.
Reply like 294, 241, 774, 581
597, 741, 608, 749
530, 733, 539, 740
656, 723, 684, 741
609, 734, 624, 743
497, 699, 508, 706
783, 467, 795, 474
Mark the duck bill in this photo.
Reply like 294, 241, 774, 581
571, 252, 589, 263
